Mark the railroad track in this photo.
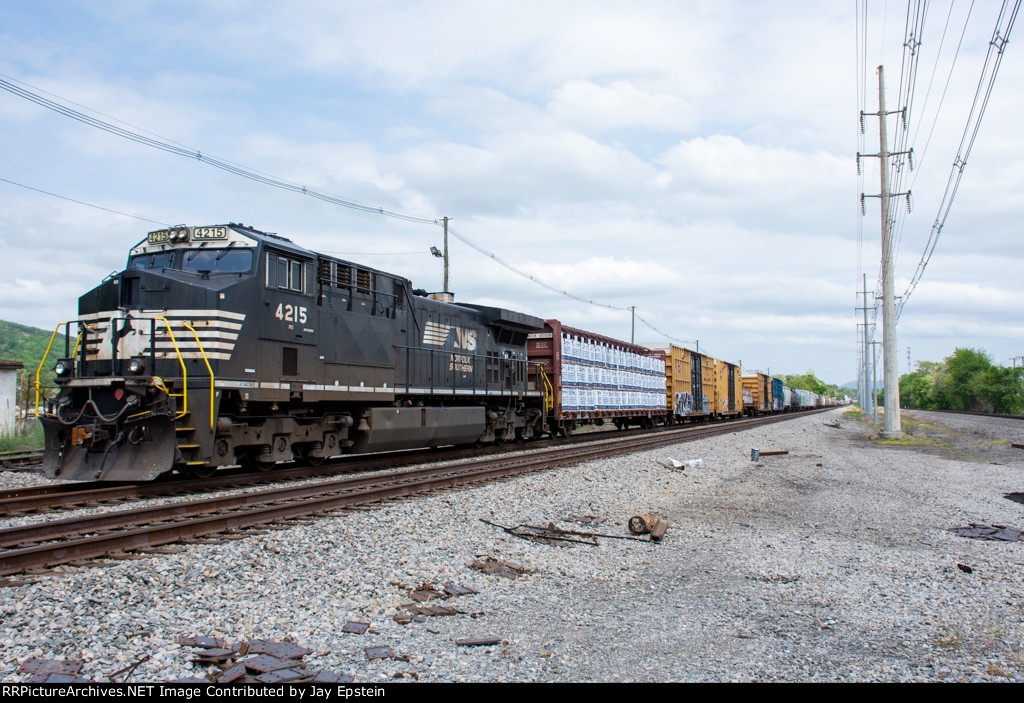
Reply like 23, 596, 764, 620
0, 449, 43, 472
909, 408, 1024, 421
0, 408, 826, 516
0, 409, 830, 577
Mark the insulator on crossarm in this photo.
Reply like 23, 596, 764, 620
856, 153, 862, 175
907, 148, 914, 171
860, 194, 866, 216
906, 192, 913, 213
860, 113, 865, 134
901, 107, 907, 130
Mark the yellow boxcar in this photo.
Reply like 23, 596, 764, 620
714, 358, 743, 417
662, 344, 716, 422
741, 372, 772, 415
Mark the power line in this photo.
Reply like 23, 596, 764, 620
898, 0, 1020, 319
0, 176, 171, 226
0, 74, 704, 348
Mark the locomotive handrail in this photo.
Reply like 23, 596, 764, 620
180, 320, 216, 431
34, 322, 83, 417
155, 316, 189, 420
535, 363, 554, 412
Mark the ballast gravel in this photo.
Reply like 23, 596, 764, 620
1, 408, 1023, 683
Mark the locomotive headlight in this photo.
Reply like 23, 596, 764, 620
53, 359, 72, 377
128, 357, 146, 375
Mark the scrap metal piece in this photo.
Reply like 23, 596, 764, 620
403, 603, 459, 617
28, 673, 93, 683
342, 621, 370, 634
443, 583, 478, 596
191, 647, 235, 661
214, 663, 247, 684
948, 523, 1023, 542
256, 668, 310, 683
649, 519, 670, 541
628, 514, 655, 535
18, 659, 84, 676
455, 636, 501, 646
178, 635, 229, 649
312, 672, 354, 683
628, 514, 669, 540
241, 654, 297, 673
246, 640, 312, 659
409, 585, 445, 602
364, 646, 408, 661
470, 556, 533, 579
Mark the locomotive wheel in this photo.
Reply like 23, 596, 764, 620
240, 450, 276, 473
294, 445, 326, 467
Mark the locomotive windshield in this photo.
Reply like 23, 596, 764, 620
127, 248, 253, 274
129, 251, 176, 270
182, 248, 253, 274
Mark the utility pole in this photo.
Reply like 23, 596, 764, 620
856, 274, 872, 413
630, 306, 635, 344
907, 346, 911, 374
442, 216, 451, 294
859, 65, 911, 438
870, 340, 880, 424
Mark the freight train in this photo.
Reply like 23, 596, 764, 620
35, 223, 835, 482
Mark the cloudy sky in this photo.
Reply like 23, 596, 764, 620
1, 1, 1021, 386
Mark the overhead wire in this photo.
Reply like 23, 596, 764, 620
0, 74, 705, 345
897, 0, 1020, 319
0, 176, 171, 226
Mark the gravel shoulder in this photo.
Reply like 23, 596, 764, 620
2, 408, 1023, 682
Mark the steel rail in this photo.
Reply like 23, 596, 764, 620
0, 409, 830, 575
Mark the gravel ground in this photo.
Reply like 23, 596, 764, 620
1, 407, 1023, 683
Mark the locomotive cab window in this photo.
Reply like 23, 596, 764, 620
265, 251, 313, 295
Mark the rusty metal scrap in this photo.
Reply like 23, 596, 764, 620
18, 658, 90, 684
402, 602, 460, 617
365, 646, 409, 662
948, 523, 1023, 542
443, 583, 478, 596
470, 556, 533, 579
409, 584, 446, 601
180, 635, 351, 684
627, 514, 670, 540
342, 621, 370, 634
455, 636, 501, 646
482, 518, 650, 546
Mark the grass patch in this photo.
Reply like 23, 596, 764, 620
844, 408, 866, 419
0, 423, 44, 453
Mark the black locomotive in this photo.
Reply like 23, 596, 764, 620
39, 224, 546, 481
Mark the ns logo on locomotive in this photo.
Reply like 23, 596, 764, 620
38, 223, 546, 481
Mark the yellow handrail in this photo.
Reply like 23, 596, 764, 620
34, 323, 82, 417
155, 317, 189, 419
181, 321, 216, 430
535, 363, 554, 412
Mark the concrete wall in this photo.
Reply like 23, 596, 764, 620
0, 367, 17, 435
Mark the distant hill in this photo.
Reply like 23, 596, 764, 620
0, 319, 58, 384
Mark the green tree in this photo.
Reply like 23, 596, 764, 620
899, 349, 1023, 414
